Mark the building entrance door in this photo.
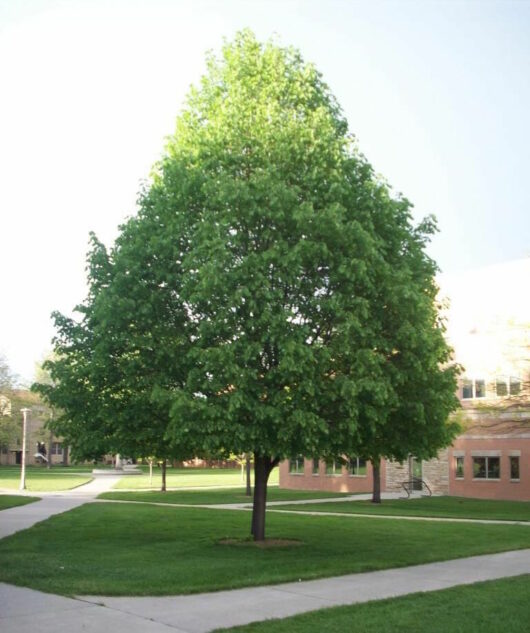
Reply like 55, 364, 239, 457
15, 450, 22, 465
410, 457, 422, 491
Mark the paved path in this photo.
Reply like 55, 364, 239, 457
1, 549, 529, 633
0, 474, 122, 539
2, 480, 529, 632
95, 496, 530, 527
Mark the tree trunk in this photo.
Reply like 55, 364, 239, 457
161, 459, 167, 492
245, 453, 252, 496
251, 454, 278, 541
371, 457, 382, 504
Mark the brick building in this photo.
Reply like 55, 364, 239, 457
0, 391, 69, 466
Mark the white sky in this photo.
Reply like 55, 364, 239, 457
439, 258, 530, 379
1, 0, 529, 383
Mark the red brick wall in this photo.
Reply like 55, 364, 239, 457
279, 458, 381, 494
449, 437, 530, 501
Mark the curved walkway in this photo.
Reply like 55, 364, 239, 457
1, 549, 529, 633
0, 474, 122, 539
1, 479, 529, 632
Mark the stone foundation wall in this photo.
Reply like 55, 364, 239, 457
384, 460, 409, 492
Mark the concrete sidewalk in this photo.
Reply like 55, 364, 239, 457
2, 482, 529, 632
1, 549, 529, 633
0, 474, 123, 539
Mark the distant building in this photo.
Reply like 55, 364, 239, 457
0, 391, 69, 467
279, 258, 530, 501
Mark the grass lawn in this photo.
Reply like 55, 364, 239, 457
0, 494, 40, 510
0, 466, 93, 492
0, 502, 529, 596
277, 496, 530, 522
214, 575, 530, 633
99, 487, 353, 505
112, 466, 279, 490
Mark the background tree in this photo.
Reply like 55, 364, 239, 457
328, 214, 461, 502
0, 354, 50, 459
34, 352, 61, 468
0, 354, 24, 450
35, 222, 193, 489
33, 242, 116, 464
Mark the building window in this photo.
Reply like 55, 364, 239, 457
348, 456, 367, 476
510, 377, 521, 395
0, 445, 8, 455
51, 442, 63, 456
289, 455, 304, 475
325, 460, 341, 476
473, 456, 500, 480
510, 456, 520, 480
475, 380, 486, 398
496, 378, 507, 396
496, 376, 521, 397
462, 378, 486, 399
455, 456, 464, 479
312, 458, 319, 475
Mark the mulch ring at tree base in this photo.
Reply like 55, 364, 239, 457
217, 538, 303, 549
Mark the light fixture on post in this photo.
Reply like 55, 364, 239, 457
19, 408, 31, 491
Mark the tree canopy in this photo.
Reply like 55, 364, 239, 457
36, 31, 460, 539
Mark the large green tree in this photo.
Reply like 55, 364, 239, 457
156, 32, 457, 539
37, 31, 460, 539
157, 33, 392, 539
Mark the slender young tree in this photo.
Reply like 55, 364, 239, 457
323, 208, 462, 502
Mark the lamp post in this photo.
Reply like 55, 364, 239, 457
19, 408, 31, 491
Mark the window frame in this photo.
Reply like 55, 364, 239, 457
325, 460, 341, 476
510, 456, 520, 481
51, 442, 63, 456
455, 456, 464, 479
288, 455, 304, 475
472, 455, 500, 480
462, 378, 487, 400
509, 376, 521, 396
348, 456, 367, 477
495, 376, 522, 398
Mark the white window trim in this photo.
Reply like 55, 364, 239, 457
509, 455, 521, 482
472, 455, 501, 481
462, 378, 487, 400
454, 455, 465, 480
495, 376, 522, 398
